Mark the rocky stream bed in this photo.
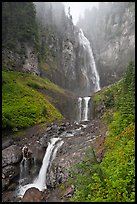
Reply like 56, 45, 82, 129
2, 119, 108, 202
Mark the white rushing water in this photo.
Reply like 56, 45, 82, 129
18, 137, 63, 197
82, 97, 91, 121
78, 28, 101, 93
78, 97, 82, 121
77, 29, 101, 122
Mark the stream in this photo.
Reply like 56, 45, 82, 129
2, 117, 107, 202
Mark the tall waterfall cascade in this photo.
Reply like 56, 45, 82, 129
78, 28, 101, 93
18, 137, 64, 197
77, 29, 101, 122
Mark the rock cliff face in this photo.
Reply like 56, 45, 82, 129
2, 2, 135, 94
2, 44, 39, 75
2, 2, 39, 75
36, 3, 99, 96
77, 2, 135, 87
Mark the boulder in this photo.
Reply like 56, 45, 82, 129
2, 145, 22, 167
2, 164, 20, 191
21, 187, 44, 202
39, 134, 48, 148
2, 164, 19, 179
58, 126, 66, 134
2, 139, 14, 150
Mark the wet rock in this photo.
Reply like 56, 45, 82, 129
7, 183, 17, 191
49, 124, 59, 134
47, 164, 68, 188
32, 144, 45, 165
2, 145, 22, 167
21, 187, 44, 202
66, 122, 70, 126
47, 169, 56, 188
56, 166, 68, 184
2, 165, 19, 179
2, 164, 20, 191
47, 126, 52, 132
39, 134, 48, 148
58, 126, 66, 134
2, 139, 14, 150
2, 178, 10, 190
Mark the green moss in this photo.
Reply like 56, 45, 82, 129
70, 61, 135, 202
26, 73, 65, 94
2, 71, 64, 131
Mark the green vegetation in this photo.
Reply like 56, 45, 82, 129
2, 2, 39, 50
2, 71, 64, 131
69, 61, 135, 202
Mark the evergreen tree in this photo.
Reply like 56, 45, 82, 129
2, 2, 38, 50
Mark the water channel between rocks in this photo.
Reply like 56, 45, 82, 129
13, 117, 106, 201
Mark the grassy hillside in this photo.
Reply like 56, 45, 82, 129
2, 71, 64, 131
69, 61, 135, 202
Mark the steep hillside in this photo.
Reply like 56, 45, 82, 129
35, 2, 100, 95
2, 2, 40, 75
2, 71, 78, 131
68, 61, 135, 202
2, 2, 100, 96
2, 2, 134, 96
77, 2, 135, 87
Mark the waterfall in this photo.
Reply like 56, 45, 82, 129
78, 97, 82, 121
33, 137, 60, 190
82, 97, 91, 121
78, 28, 101, 93
51, 140, 64, 162
77, 29, 101, 122
17, 137, 63, 197
78, 97, 91, 122
19, 159, 29, 181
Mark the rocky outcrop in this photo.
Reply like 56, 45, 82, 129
2, 164, 19, 190
77, 2, 135, 87
2, 2, 135, 96
2, 43, 39, 75
22, 45, 39, 75
2, 145, 22, 167
2, 139, 14, 150
2, 48, 25, 72
2, 145, 22, 190
21, 187, 44, 202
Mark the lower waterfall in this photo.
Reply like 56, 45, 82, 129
83, 97, 91, 121
17, 137, 64, 197
78, 97, 91, 121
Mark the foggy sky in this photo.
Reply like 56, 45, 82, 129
63, 2, 99, 25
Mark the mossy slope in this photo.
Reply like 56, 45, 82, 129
69, 61, 135, 202
2, 71, 64, 130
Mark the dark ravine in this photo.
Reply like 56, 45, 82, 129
2, 119, 107, 202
